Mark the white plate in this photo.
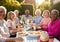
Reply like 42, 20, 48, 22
28, 31, 40, 37
17, 31, 28, 37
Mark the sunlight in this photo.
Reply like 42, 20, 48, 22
36, 0, 45, 5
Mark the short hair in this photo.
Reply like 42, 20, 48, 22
42, 10, 50, 17
7, 11, 16, 19
0, 6, 7, 14
51, 9, 59, 16
14, 10, 19, 14
25, 9, 30, 14
35, 9, 41, 15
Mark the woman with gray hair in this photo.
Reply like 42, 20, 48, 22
0, 6, 23, 42
33, 9, 42, 25
7, 11, 23, 37
14, 10, 19, 24
48, 9, 60, 41
40, 10, 51, 31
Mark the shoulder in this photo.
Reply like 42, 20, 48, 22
48, 17, 51, 20
41, 18, 45, 20
47, 18, 51, 21
55, 19, 60, 26
58, 19, 60, 23
7, 19, 11, 21
7, 19, 12, 23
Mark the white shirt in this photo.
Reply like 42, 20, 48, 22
7, 19, 16, 29
15, 17, 19, 24
21, 15, 32, 21
0, 20, 10, 42
7, 19, 16, 34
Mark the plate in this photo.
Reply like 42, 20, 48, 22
28, 31, 40, 37
17, 31, 28, 37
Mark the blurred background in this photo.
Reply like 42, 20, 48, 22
0, 0, 60, 19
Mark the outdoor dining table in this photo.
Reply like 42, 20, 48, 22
16, 24, 60, 42
16, 30, 40, 42
16, 30, 60, 42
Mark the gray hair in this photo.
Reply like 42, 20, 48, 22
0, 6, 7, 14
42, 10, 50, 17
7, 11, 16, 19
25, 9, 30, 14
14, 10, 19, 14
35, 9, 41, 15
51, 9, 59, 16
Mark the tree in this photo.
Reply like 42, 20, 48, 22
17, 0, 24, 3
37, 2, 51, 12
0, 0, 24, 11
0, 0, 24, 20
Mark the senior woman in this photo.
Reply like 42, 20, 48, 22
7, 11, 23, 37
40, 10, 51, 31
48, 9, 60, 41
14, 10, 19, 24
0, 6, 23, 42
33, 9, 42, 25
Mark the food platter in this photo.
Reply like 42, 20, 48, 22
17, 31, 28, 37
28, 31, 40, 37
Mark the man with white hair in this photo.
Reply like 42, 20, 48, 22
21, 9, 32, 24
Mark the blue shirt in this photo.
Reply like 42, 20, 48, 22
33, 16, 42, 24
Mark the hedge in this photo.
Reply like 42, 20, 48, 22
51, 2, 60, 17
20, 5, 33, 16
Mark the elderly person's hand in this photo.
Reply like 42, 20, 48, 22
17, 28, 24, 32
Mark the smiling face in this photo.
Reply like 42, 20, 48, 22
25, 10, 30, 16
43, 12, 50, 18
35, 9, 41, 17
0, 8, 5, 19
10, 12, 16, 20
51, 12, 58, 20
35, 11, 41, 17
51, 10, 59, 21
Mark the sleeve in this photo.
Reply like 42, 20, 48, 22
0, 37, 6, 42
53, 23, 60, 36
40, 18, 43, 25
7, 20, 12, 27
0, 34, 6, 42
15, 17, 19, 24
48, 23, 60, 37
7, 20, 13, 34
17, 18, 19, 23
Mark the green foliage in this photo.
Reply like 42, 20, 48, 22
37, 2, 51, 12
0, 0, 22, 12
17, 0, 24, 3
0, 0, 24, 20
20, 5, 33, 16
51, 2, 60, 17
